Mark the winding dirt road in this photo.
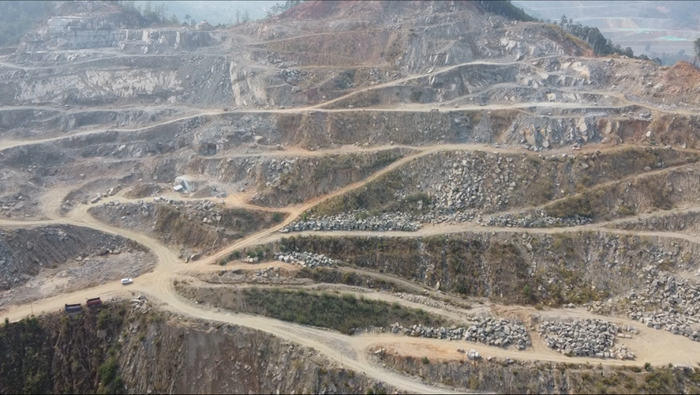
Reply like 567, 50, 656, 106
5, 51, 700, 393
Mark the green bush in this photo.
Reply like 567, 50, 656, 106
476, 0, 537, 22
97, 357, 123, 393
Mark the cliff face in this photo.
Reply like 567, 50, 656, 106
0, 302, 393, 394
14, 1, 215, 60
376, 349, 700, 394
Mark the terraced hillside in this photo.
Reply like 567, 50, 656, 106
3, 1, 700, 394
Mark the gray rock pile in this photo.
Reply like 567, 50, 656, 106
415, 211, 478, 224
484, 210, 592, 228
626, 269, 700, 342
277, 68, 306, 85
463, 316, 531, 349
389, 316, 531, 350
273, 252, 339, 268
0, 194, 40, 218
263, 158, 297, 188
281, 212, 421, 233
538, 319, 634, 359
412, 153, 517, 215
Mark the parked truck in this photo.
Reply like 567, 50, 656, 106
64, 303, 82, 313
86, 297, 102, 307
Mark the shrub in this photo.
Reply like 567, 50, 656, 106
422, 357, 430, 365
97, 357, 121, 393
468, 377, 480, 390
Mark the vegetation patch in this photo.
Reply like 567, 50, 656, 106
0, 305, 126, 394
177, 285, 448, 335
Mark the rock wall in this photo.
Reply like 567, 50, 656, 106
17, 10, 214, 55
375, 351, 697, 393
0, 303, 393, 395
88, 199, 284, 258
279, 231, 700, 305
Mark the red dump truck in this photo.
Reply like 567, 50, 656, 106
86, 297, 102, 307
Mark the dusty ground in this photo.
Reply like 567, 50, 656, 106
0, 250, 153, 308
3, 1, 700, 393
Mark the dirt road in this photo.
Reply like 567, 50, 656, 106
5, 48, 700, 393
5, 154, 700, 379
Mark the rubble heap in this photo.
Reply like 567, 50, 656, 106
484, 209, 593, 228
538, 319, 635, 359
463, 316, 531, 349
274, 252, 339, 268
389, 316, 531, 350
282, 212, 421, 233
627, 269, 700, 342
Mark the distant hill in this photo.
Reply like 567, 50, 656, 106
0, 1, 56, 47
514, 0, 700, 63
133, 0, 284, 25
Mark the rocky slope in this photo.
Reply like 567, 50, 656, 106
276, 230, 697, 306
0, 302, 394, 394
4, 0, 700, 393
0, 224, 151, 291
88, 198, 285, 259
375, 349, 700, 394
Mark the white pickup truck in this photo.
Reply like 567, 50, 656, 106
121, 278, 133, 285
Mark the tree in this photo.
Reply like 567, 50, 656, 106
242, 10, 250, 23
154, 3, 167, 23
235, 9, 240, 25
184, 13, 191, 24
694, 37, 700, 65
267, 0, 304, 18
560, 14, 568, 26
267, 4, 281, 18
143, 2, 152, 17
